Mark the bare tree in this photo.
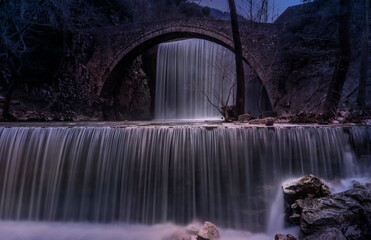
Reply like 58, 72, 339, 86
0, 0, 47, 118
240, 0, 277, 23
201, 48, 237, 120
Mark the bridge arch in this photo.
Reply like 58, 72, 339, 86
97, 24, 273, 109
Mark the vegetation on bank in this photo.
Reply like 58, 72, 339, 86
0, 0, 370, 122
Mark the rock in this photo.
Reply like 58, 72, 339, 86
197, 222, 220, 240
248, 117, 275, 125
238, 113, 253, 122
282, 174, 331, 205
289, 183, 371, 240
302, 228, 346, 240
221, 106, 238, 122
265, 118, 275, 126
274, 234, 298, 240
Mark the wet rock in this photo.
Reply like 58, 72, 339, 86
302, 228, 346, 240
285, 181, 371, 240
197, 222, 220, 240
238, 113, 253, 122
300, 186, 371, 238
265, 118, 275, 126
274, 234, 298, 240
282, 174, 331, 205
221, 106, 238, 122
248, 117, 275, 125
288, 113, 330, 124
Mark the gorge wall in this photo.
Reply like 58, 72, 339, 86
0, 0, 368, 121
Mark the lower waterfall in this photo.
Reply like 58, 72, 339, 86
0, 125, 369, 237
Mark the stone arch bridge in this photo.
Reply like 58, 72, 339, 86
85, 18, 282, 108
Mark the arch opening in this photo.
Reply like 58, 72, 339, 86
101, 30, 272, 120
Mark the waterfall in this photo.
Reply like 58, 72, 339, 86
154, 38, 272, 120
0, 125, 369, 232
154, 39, 236, 120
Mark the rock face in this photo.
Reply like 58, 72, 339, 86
298, 185, 371, 240
104, 57, 152, 121
283, 176, 371, 240
197, 222, 220, 240
275, 234, 298, 240
282, 174, 331, 205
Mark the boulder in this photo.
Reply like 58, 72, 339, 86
275, 233, 298, 240
299, 185, 371, 238
285, 180, 371, 240
282, 174, 331, 205
197, 222, 220, 240
238, 113, 253, 122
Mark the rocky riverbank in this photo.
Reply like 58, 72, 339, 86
277, 175, 371, 240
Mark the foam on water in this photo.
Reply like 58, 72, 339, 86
326, 177, 371, 193
0, 221, 292, 240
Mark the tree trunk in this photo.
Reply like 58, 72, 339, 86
228, 0, 245, 116
357, 0, 368, 109
322, 0, 352, 117
2, 75, 17, 119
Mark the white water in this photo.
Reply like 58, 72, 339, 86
266, 186, 285, 235
0, 221, 286, 240
154, 39, 271, 120
327, 177, 371, 193
155, 39, 235, 120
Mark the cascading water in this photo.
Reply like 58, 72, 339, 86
0, 124, 369, 239
155, 39, 235, 120
154, 39, 271, 120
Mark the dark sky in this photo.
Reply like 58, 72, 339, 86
190, 0, 303, 17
